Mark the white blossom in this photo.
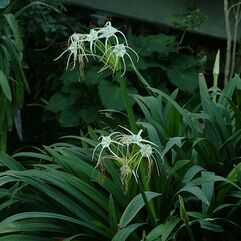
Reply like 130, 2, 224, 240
92, 127, 161, 192
85, 29, 99, 54
98, 21, 128, 50
56, 22, 139, 77
55, 33, 87, 70
100, 43, 139, 76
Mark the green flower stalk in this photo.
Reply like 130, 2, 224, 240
56, 21, 139, 133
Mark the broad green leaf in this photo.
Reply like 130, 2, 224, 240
59, 106, 81, 127
178, 185, 209, 205
112, 223, 145, 241
119, 191, 161, 228
162, 137, 184, 157
0, 0, 9, 9
128, 33, 177, 57
0, 70, 11, 102
47, 93, 70, 112
182, 165, 205, 183
167, 66, 199, 93
61, 68, 80, 84
98, 79, 137, 111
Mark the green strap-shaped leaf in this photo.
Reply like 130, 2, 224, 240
109, 195, 118, 233
119, 191, 161, 228
0, 151, 24, 170
0, 70, 11, 102
149, 87, 200, 137
146, 217, 180, 241
182, 165, 205, 183
112, 223, 145, 241
4, 14, 23, 51
0, 211, 106, 237
0, 235, 51, 241
178, 185, 209, 206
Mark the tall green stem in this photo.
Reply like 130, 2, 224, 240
117, 73, 137, 134
137, 176, 157, 226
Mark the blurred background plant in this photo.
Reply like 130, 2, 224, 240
172, 8, 208, 45
224, 0, 241, 83
0, 0, 29, 152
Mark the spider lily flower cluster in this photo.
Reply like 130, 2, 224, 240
92, 127, 160, 191
56, 21, 139, 76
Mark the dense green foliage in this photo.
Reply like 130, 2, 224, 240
1, 64, 241, 240
0, 1, 241, 241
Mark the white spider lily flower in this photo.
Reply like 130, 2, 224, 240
100, 43, 139, 76
131, 129, 144, 144
139, 143, 153, 158
98, 21, 128, 50
118, 134, 133, 146
85, 29, 99, 54
120, 164, 132, 181
92, 132, 123, 167
92, 127, 161, 192
68, 33, 85, 44
119, 126, 155, 146
120, 163, 134, 193
55, 33, 88, 70
140, 143, 161, 177
56, 22, 139, 78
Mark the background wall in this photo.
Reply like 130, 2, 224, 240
64, 0, 229, 39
